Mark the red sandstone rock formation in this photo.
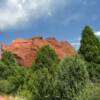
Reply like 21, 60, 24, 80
2, 36, 75, 66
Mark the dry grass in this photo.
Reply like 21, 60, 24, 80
0, 96, 26, 100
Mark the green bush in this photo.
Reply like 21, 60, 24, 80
0, 51, 26, 95
16, 68, 57, 100
1, 51, 17, 66
56, 55, 89, 100
30, 68, 57, 100
76, 82, 100, 100
0, 80, 15, 94
17, 89, 33, 100
0, 61, 9, 79
33, 45, 59, 71
0, 64, 26, 94
30, 45, 60, 99
16, 68, 33, 99
87, 63, 100, 82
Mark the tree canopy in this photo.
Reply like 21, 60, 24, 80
79, 25, 100, 63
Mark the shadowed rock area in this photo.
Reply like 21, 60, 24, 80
2, 36, 76, 66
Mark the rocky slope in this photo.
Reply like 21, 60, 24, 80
2, 36, 75, 66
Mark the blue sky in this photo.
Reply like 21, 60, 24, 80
0, 0, 100, 49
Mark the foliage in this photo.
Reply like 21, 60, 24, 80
0, 80, 15, 94
0, 61, 9, 79
16, 66, 57, 100
79, 25, 100, 81
16, 69, 33, 100
33, 45, 59, 71
87, 63, 100, 82
0, 35, 99, 100
1, 51, 17, 66
0, 64, 25, 95
56, 55, 89, 100
17, 45, 60, 100
30, 45, 60, 99
17, 89, 32, 100
76, 82, 100, 100
31, 68, 56, 100
79, 25, 100, 63
0, 51, 26, 94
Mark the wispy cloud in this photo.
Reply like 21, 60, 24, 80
71, 42, 80, 46
69, 37, 81, 49
63, 14, 83, 25
95, 31, 100, 36
0, 0, 67, 30
71, 42, 80, 50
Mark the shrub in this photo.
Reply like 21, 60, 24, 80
33, 45, 59, 71
76, 82, 100, 100
0, 55, 26, 95
0, 61, 9, 79
31, 68, 57, 100
56, 55, 89, 100
1, 51, 17, 66
87, 63, 100, 82
30, 45, 60, 99
0, 80, 15, 94
17, 89, 32, 100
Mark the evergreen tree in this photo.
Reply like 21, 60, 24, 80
79, 25, 100, 63
32, 45, 59, 71
79, 25, 100, 81
26, 45, 60, 100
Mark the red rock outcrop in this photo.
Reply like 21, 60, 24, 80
2, 36, 75, 67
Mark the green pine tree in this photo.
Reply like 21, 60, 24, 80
32, 45, 60, 71
79, 25, 100, 63
79, 25, 100, 81
29, 45, 60, 100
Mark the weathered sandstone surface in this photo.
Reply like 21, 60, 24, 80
2, 36, 75, 66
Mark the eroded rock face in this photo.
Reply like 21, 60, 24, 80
0, 44, 3, 59
2, 36, 75, 67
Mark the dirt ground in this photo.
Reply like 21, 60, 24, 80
0, 96, 6, 100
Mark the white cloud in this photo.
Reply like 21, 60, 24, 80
71, 42, 80, 46
62, 13, 83, 26
0, 0, 67, 30
69, 37, 81, 49
95, 31, 100, 36
76, 37, 81, 41
70, 42, 80, 50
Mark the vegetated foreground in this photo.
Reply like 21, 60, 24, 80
0, 25, 100, 100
